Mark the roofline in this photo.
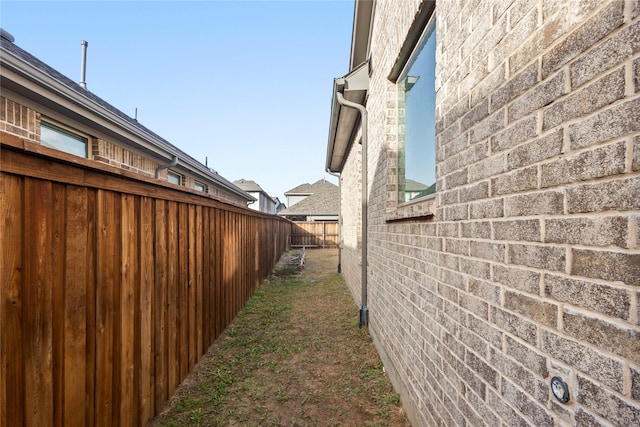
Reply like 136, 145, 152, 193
326, 0, 374, 174
350, 0, 375, 70
0, 42, 252, 202
326, 61, 369, 173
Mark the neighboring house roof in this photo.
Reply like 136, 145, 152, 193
234, 179, 265, 193
279, 179, 338, 216
274, 198, 286, 211
234, 179, 277, 204
0, 33, 252, 202
404, 179, 428, 191
285, 182, 315, 195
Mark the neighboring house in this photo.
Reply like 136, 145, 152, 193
273, 197, 287, 214
283, 182, 315, 207
403, 178, 436, 202
327, 1, 640, 427
279, 179, 339, 221
0, 30, 253, 207
233, 179, 278, 214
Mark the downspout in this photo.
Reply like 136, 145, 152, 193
155, 155, 178, 179
335, 91, 368, 328
326, 169, 342, 273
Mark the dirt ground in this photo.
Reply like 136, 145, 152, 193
151, 248, 411, 427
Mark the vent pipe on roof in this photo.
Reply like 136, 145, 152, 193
79, 40, 88, 90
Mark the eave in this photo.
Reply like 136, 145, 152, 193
326, 0, 374, 174
325, 61, 369, 173
350, 0, 375, 70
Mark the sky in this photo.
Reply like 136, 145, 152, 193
1, 0, 353, 201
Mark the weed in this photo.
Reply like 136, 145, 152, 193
188, 408, 204, 425
175, 396, 199, 413
275, 387, 289, 402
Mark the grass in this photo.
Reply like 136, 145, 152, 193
152, 249, 409, 427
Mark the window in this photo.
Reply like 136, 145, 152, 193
194, 181, 206, 192
40, 120, 88, 158
397, 18, 436, 204
167, 170, 182, 185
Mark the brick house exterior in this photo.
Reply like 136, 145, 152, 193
0, 32, 253, 207
327, 1, 640, 426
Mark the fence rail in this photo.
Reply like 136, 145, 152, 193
291, 221, 338, 248
0, 134, 291, 427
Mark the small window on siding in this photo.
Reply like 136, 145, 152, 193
194, 181, 206, 192
167, 170, 182, 185
40, 120, 88, 158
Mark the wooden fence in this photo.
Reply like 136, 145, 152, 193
290, 221, 338, 248
0, 134, 291, 427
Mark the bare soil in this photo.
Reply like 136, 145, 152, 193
151, 248, 410, 427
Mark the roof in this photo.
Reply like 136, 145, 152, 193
234, 179, 265, 193
279, 179, 338, 216
0, 33, 252, 202
285, 182, 314, 195
405, 179, 428, 191
350, 0, 375, 71
325, 0, 375, 174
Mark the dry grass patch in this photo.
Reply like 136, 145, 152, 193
152, 249, 410, 427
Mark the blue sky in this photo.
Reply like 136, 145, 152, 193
1, 0, 353, 201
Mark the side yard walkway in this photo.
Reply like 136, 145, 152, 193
152, 249, 410, 427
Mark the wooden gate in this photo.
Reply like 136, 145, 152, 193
291, 221, 338, 248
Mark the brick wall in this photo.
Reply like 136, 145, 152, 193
0, 96, 39, 141
339, 1, 640, 425
92, 138, 159, 177
340, 136, 363, 305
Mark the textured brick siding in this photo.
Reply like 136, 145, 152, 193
0, 96, 39, 141
338, 1, 640, 425
340, 139, 363, 304
92, 138, 159, 177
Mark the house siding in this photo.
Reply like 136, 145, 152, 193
338, 1, 640, 426
340, 139, 363, 304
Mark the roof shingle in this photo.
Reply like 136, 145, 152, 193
280, 179, 338, 216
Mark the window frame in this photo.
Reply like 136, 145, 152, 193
194, 181, 207, 193
396, 16, 437, 207
167, 170, 183, 186
40, 119, 90, 158
385, 3, 437, 222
